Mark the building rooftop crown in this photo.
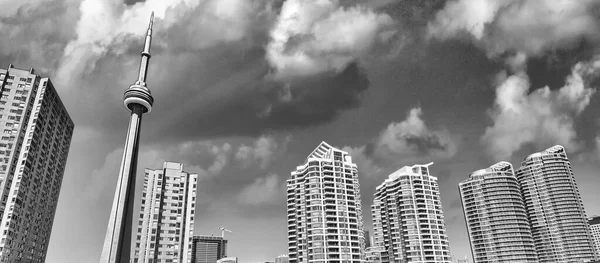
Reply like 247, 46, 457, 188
305, 141, 352, 163
525, 145, 565, 160
469, 161, 513, 178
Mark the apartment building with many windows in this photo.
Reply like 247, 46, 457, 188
516, 146, 597, 263
372, 163, 451, 263
192, 235, 228, 263
459, 162, 537, 263
287, 142, 366, 263
133, 162, 198, 263
0, 65, 74, 262
589, 216, 600, 258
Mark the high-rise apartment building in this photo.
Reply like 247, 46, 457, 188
516, 145, 597, 263
0, 65, 74, 262
589, 216, 600, 258
371, 163, 451, 263
133, 162, 198, 263
192, 235, 227, 263
275, 254, 289, 263
459, 162, 537, 263
287, 141, 366, 263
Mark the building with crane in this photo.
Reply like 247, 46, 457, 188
192, 227, 232, 263
220, 227, 232, 238
192, 235, 228, 263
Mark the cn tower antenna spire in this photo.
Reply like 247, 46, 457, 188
100, 12, 155, 263
137, 12, 154, 84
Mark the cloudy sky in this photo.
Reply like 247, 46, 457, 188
2, 0, 600, 262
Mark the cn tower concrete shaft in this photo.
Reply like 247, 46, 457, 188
100, 12, 155, 263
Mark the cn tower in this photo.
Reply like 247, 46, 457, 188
100, 13, 155, 263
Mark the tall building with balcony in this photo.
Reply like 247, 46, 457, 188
459, 162, 537, 263
287, 141, 366, 263
133, 162, 198, 263
589, 216, 600, 258
516, 145, 597, 263
192, 235, 227, 263
371, 163, 451, 263
0, 65, 74, 262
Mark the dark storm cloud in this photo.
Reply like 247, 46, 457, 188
383, 0, 447, 32
124, 0, 145, 6
144, 45, 372, 142
526, 41, 600, 90
44, 0, 390, 147
403, 133, 449, 155
0, 0, 77, 72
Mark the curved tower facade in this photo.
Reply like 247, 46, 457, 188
372, 163, 451, 263
287, 141, 365, 263
100, 13, 155, 263
459, 162, 537, 263
516, 146, 597, 263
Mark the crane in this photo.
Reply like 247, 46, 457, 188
219, 227, 232, 238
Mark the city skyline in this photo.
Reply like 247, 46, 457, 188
1, 0, 600, 263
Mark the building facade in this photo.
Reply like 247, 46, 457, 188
133, 162, 198, 263
275, 254, 289, 263
589, 216, 600, 258
365, 246, 385, 263
216, 257, 238, 263
192, 235, 227, 263
0, 65, 74, 262
287, 141, 366, 263
516, 145, 597, 263
372, 163, 451, 263
459, 162, 537, 263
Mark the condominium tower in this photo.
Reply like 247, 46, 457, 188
372, 163, 451, 263
516, 145, 597, 263
0, 65, 74, 262
192, 235, 227, 263
589, 216, 600, 258
459, 162, 537, 263
287, 141, 366, 263
133, 162, 198, 263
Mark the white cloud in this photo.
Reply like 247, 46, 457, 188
237, 174, 283, 206
207, 143, 232, 174
375, 107, 458, 161
57, 0, 269, 88
235, 135, 289, 169
0, 0, 53, 18
266, 0, 393, 80
428, 0, 600, 56
341, 108, 457, 175
481, 59, 598, 160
